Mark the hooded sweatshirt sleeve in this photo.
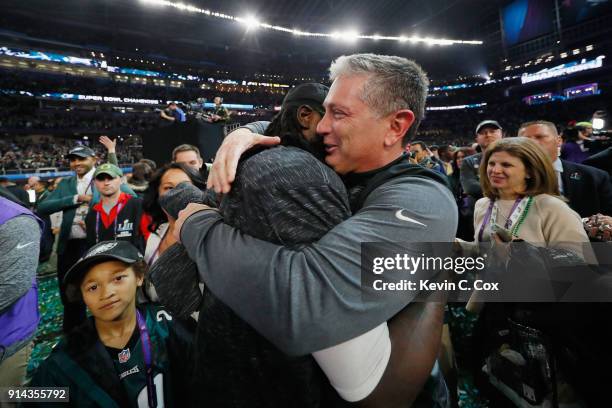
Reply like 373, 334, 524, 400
181, 175, 457, 355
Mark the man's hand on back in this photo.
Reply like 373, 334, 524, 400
207, 128, 280, 194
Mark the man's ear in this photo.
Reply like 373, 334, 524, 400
385, 109, 415, 147
297, 105, 314, 129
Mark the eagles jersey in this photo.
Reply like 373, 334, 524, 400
30, 304, 193, 407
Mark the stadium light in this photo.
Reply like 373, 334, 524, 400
331, 30, 359, 42
137, 0, 483, 46
593, 118, 605, 130
237, 15, 261, 30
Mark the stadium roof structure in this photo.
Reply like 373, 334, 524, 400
0, 0, 499, 78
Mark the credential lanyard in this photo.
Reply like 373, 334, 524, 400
136, 309, 157, 408
147, 226, 169, 267
477, 197, 523, 242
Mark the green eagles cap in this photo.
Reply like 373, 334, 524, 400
94, 163, 123, 179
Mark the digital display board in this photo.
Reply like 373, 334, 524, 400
564, 82, 600, 99
520, 55, 605, 84
560, 0, 612, 27
502, 0, 555, 46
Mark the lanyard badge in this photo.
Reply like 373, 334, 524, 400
136, 309, 157, 408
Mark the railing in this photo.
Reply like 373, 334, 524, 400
0, 165, 134, 181
223, 122, 241, 136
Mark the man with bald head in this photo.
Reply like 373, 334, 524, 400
518, 120, 612, 218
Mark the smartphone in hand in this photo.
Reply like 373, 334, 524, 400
491, 223, 513, 242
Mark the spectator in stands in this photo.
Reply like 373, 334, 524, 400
561, 125, 591, 164
171, 144, 204, 171
30, 240, 193, 407
142, 163, 206, 266
85, 163, 149, 251
460, 120, 503, 199
27, 176, 50, 206
160, 102, 186, 123
48, 177, 61, 192
437, 145, 454, 176
138, 158, 157, 172
409, 140, 445, 174
209, 96, 229, 123
577, 121, 593, 139
26, 176, 55, 262
127, 162, 152, 197
37, 146, 135, 332
518, 120, 612, 218
451, 146, 477, 241
0, 196, 41, 388
26, 176, 39, 191
429, 145, 439, 157
0, 177, 29, 207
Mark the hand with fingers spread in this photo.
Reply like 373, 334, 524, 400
207, 127, 280, 194
99, 135, 117, 154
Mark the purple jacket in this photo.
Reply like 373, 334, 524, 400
561, 141, 590, 164
0, 197, 41, 362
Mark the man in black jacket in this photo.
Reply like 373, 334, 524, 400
584, 146, 612, 176
518, 120, 612, 217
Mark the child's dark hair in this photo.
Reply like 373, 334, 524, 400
65, 260, 149, 303
142, 162, 206, 233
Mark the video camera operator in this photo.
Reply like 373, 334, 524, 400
160, 102, 186, 123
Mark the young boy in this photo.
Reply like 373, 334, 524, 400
31, 241, 192, 407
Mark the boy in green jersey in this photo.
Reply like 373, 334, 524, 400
31, 241, 193, 407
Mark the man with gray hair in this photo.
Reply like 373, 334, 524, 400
177, 54, 457, 406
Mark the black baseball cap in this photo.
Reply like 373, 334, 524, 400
475, 120, 502, 134
64, 241, 144, 289
282, 83, 329, 115
67, 146, 96, 159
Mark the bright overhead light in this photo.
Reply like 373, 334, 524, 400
137, 0, 483, 46
239, 15, 260, 30
331, 30, 359, 42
